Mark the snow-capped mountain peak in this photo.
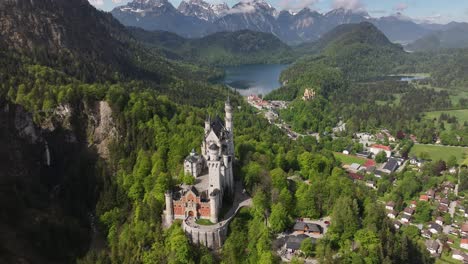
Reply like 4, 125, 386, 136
178, 0, 229, 21
120, 0, 174, 12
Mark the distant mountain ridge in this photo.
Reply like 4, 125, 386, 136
111, 0, 442, 44
407, 23, 468, 51
130, 28, 292, 65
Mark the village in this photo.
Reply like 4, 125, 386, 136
246, 90, 468, 263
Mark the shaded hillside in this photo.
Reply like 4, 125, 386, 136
407, 23, 468, 51
0, 0, 224, 87
130, 28, 293, 65
0, 0, 131, 81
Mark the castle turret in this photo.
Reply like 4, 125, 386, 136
210, 191, 219, 223
223, 155, 234, 195
165, 191, 173, 224
205, 116, 211, 135
225, 98, 233, 132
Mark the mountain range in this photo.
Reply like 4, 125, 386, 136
406, 22, 468, 51
111, 0, 435, 44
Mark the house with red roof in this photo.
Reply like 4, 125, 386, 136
461, 239, 468, 250
419, 194, 429, 202
348, 172, 364, 181
369, 144, 392, 158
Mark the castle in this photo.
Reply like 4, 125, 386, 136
164, 99, 235, 224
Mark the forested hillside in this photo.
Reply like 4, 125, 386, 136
130, 28, 293, 66
289, 22, 406, 82
0, 1, 438, 263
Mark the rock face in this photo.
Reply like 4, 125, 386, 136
0, 100, 116, 263
90, 101, 118, 159
111, 0, 434, 44
178, 0, 229, 22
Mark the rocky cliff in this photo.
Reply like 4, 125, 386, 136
0, 99, 115, 263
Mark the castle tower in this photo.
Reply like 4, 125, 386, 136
225, 98, 233, 132
210, 192, 219, 223
207, 144, 222, 194
205, 116, 211, 135
223, 155, 234, 195
164, 191, 173, 224
225, 98, 235, 157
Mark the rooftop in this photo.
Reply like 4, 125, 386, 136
370, 144, 391, 151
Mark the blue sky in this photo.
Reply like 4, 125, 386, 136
89, 0, 468, 23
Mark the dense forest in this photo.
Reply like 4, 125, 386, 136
130, 28, 294, 66
1, 1, 466, 263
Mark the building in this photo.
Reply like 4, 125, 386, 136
420, 194, 429, 202
382, 158, 399, 174
165, 99, 235, 224
422, 229, 432, 239
184, 149, 204, 177
429, 223, 443, 234
302, 88, 316, 101
349, 163, 361, 171
452, 249, 466, 261
403, 207, 415, 216
285, 234, 314, 253
462, 223, 468, 237
425, 240, 440, 255
440, 198, 450, 207
293, 222, 323, 235
461, 239, 468, 250
386, 201, 395, 211
369, 144, 392, 158
435, 217, 444, 226
387, 210, 397, 219
401, 214, 411, 223
427, 189, 435, 200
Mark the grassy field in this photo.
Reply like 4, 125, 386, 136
415, 83, 468, 106
196, 219, 215, 226
410, 144, 468, 163
425, 109, 468, 124
334, 152, 367, 165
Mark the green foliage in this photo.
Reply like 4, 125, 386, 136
131, 29, 293, 66
269, 203, 291, 233
375, 151, 388, 163
413, 202, 433, 223
329, 196, 360, 242
300, 238, 316, 257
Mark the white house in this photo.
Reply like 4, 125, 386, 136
369, 144, 391, 158
387, 210, 397, 219
452, 250, 466, 261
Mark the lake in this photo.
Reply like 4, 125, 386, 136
223, 64, 289, 96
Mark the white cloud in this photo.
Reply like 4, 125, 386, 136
227, 2, 256, 14
332, 0, 364, 11
394, 3, 408, 12
112, 0, 123, 3
89, 0, 104, 6
278, 0, 319, 12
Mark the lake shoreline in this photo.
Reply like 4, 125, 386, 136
222, 64, 289, 96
